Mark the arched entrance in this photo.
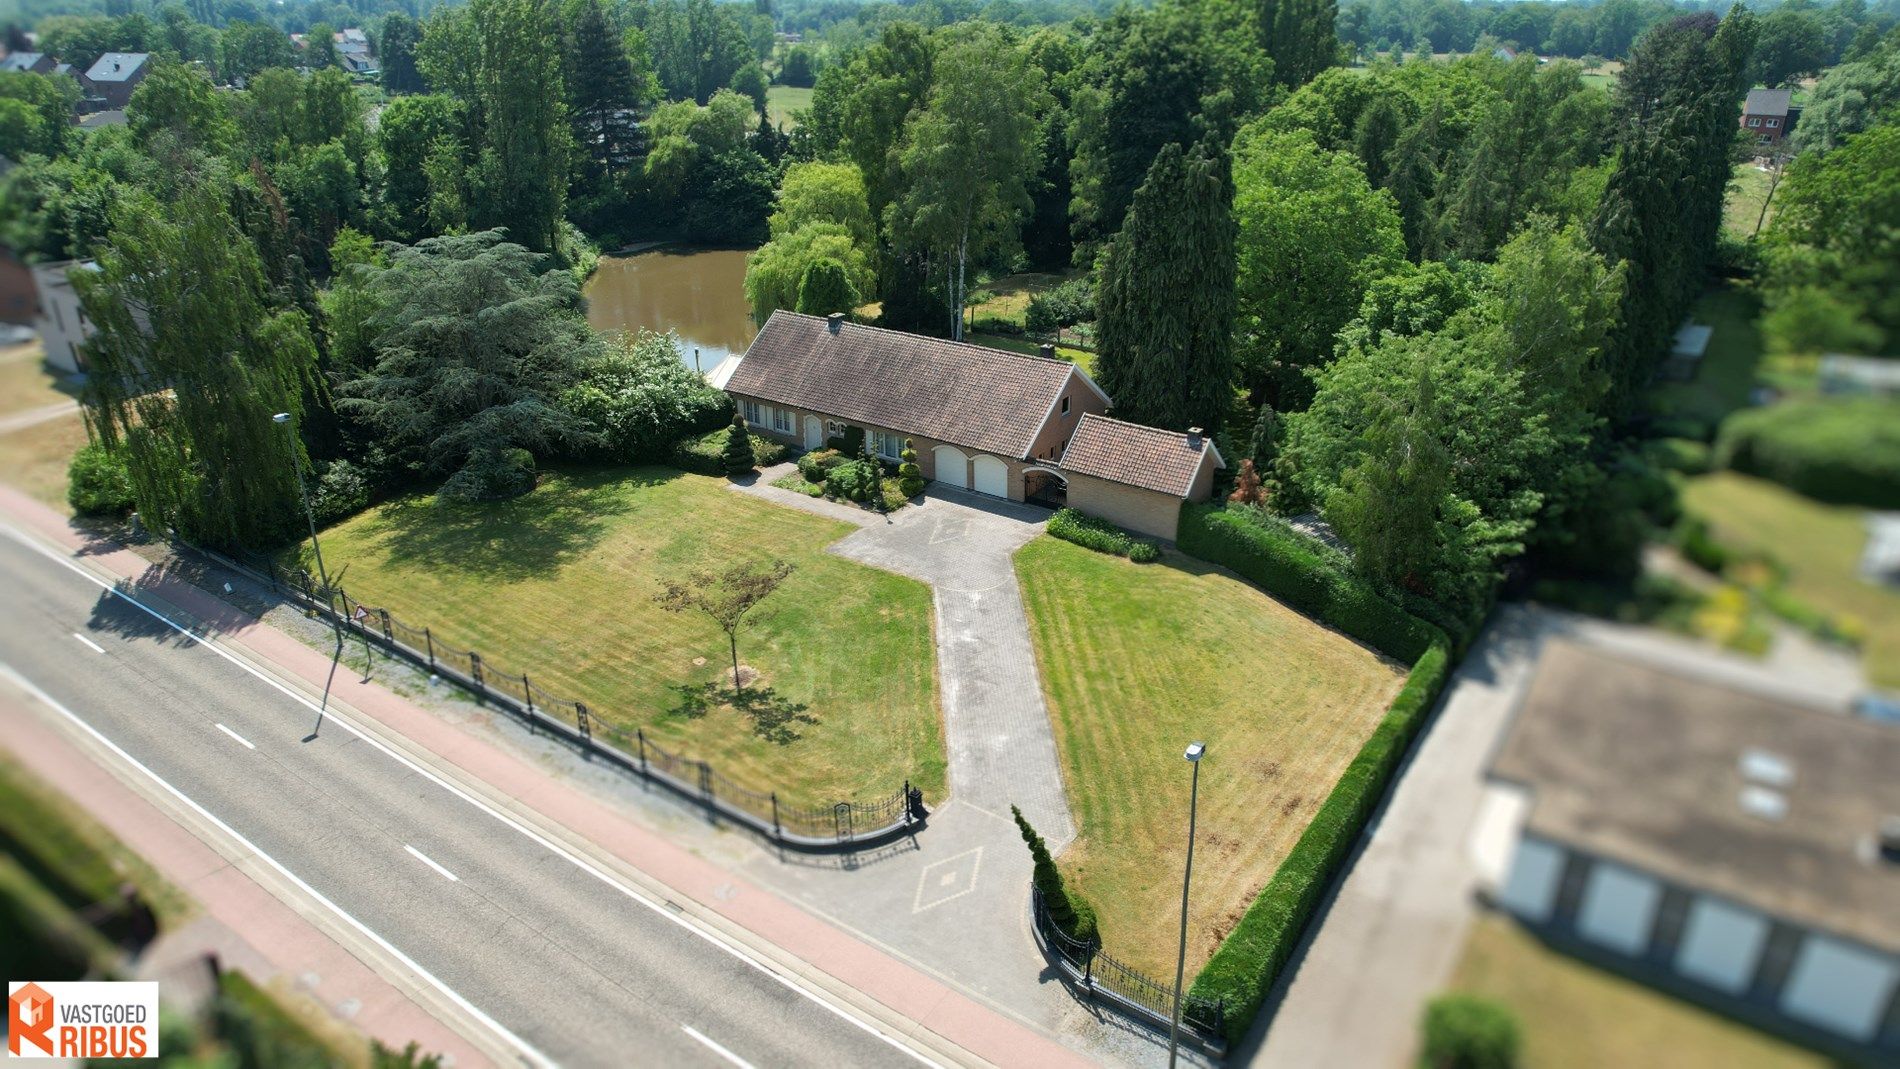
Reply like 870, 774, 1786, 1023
1024, 467, 1067, 509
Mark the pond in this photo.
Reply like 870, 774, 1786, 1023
583, 246, 758, 374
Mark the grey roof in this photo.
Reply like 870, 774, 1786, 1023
1, 52, 48, 72
1744, 87, 1793, 117
84, 52, 148, 83
726, 311, 1083, 458
1491, 641, 1900, 956
1060, 413, 1222, 497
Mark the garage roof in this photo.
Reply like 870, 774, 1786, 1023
1059, 413, 1222, 498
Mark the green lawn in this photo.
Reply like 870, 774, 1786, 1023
0, 342, 81, 417
1446, 913, 1832, 1069
1014, 537, 1405, 978
1725, 161, 1780, 241
310, 465, 945, 804
766, 85, 812, 131
0, 408, 90, 510
1649, 287, 1765, 434
1681, 471, 1900, 688
967, 331, 1096, 375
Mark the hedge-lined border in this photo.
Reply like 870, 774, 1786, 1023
1176, 503, 1454, 1044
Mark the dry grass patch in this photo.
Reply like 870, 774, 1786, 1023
1015, 537, 1405, 978
310, 466, 944, 804
1447, 912, 1831, 1069
0, 342, 81, 418
0, 409, 90, 509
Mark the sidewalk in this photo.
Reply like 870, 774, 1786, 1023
0, 483, 1098, 1069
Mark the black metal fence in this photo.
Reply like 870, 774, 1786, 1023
182, 541, 925, 851
1031, 887, 1226, 1052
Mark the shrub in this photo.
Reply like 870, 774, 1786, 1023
560, 330, 730, 462
839, 425, 865, 458
1713, 398, 1900, 508
673, 425, 788, 475
797, 448, 845, 483
1190, 639, 1451, 1044
897, 439, 925, 497
722, 414, 756, 475
310, 459, 373, 527
1012, 805, 1098, 946
1420, 995, 1521, 1069
1047, 507, 1160, 562
1177, 504, 1447, 661
1645, 437, 1711, 475
824, 458, 881, 502
1674, 516, 1731, 575
440, 447, 535, 501
67, 443, 135, 517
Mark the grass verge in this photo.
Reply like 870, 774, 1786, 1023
1648, 286, 1765, 437
305, 465, 945, 803
1014, 536, 1405, 979
0, 408, 90, 510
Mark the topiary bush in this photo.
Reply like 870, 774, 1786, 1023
1012, 805, 1098, 946
722, 414, 757, 475
672, 425, 788, 475
1047, 507, 1161, 562
1713, 398, 1900, 508
67, 443, 135, 517
1419, 995, 1521, 1069
824, 458, 881, 502
897, 439, 925, 497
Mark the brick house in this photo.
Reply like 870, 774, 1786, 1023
1742, 87, 1796, 146
715, 311, 1224, 540
1486, 642, 1900, 1057
0, 246, 38, 326
81, 52, 148, 111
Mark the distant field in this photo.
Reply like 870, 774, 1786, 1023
967, 332, 1095, 375
1446, 912, 1831, 1069
766, 85, 812, 131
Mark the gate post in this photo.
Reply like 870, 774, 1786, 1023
576, 703, 590, 742
698, 762, 713, 806
379, 608, 393, 643
424, 628, 435, 668
771, 793, 781, 838
522, 674, 534, 715
469, 652, 485, 694
637, 728, 648, 772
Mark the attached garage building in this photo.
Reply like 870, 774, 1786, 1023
1485, 642, 1900, 1058
718, 312, 1223, 538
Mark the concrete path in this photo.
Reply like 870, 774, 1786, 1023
0, 398, 80, 435
1239, 603, 1869, 1069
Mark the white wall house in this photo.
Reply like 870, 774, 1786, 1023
30, 260, 96, 376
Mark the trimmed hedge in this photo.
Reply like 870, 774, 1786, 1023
673, 426, 788, 475
1176, 504, 1444, 662
1176, 501, 1453, 1045
1047, 507, 1161, 562
1188, 637, 1451, 1044
1713, 397, 1900, 508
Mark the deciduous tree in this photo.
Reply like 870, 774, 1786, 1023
656, 559, 796, 688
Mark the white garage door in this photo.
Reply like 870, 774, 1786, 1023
1674, 896, 1769, 994
1780, 935, 1900, 1041
1577, 861, 1662, 956
1496, 837, 1565, 923
932, 445, 968, 490
971, 455, 1008, 498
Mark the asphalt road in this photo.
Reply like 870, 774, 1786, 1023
0, 527, 940, 1069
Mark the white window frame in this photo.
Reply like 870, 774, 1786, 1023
1765, 118, 1780, 128
1060, 395, 1071, 416
873, 430, 902, 460
772, 407, 793, 434
742, 399, 761, 425
1747, 116, 1761, 127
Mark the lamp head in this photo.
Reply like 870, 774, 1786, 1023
1185, 741, 1206, 763
272, 412, 291, 424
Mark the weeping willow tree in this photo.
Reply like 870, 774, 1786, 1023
75, 183, 320, 549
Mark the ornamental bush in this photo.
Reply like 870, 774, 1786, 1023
67, 443, 135, 517
1012, 805, 1098, 946
797, 448, 846, 483
1047, 508, 1160, 562
1419, 995, 1521, 1069
672, 426, 788, 475
1713, 398, 1900, 508
722, 414, 756, 475
897, 440, 924, 497
824, 458, 880, 502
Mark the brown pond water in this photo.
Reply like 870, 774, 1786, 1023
583, 246, 757, 373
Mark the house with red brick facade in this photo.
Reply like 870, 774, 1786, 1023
715, 311, 1224, 540
1742, 87, 1796, 146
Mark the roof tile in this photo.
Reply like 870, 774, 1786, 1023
1060, 413, 1217, 497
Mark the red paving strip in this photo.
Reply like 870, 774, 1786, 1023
0, 692, 492, 1069
0, 484, 1093, 1069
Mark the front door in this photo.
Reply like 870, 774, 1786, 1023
804, 415, 824, 450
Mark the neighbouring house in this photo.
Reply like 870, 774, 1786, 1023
1, 51, 55, 74
715, 311, 1225, 539
31, 259, 97, 374
1742, 87, 1797, 146
0, 247, 39, 326
1485, 642, 1900, 1057
81, 52, 148, 111
1819, 354, 1900, 398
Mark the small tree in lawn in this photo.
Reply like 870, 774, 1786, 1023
722, 412, 756, 476
898, 438, 924, 497
655, 559, 796, 689
1228, 458, 1265, 506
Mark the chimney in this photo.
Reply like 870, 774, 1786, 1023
826, 311, 844, 334
1187, 427, 1204, 451
1039, 343, 1055, 360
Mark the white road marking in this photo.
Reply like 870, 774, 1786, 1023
214, 723, 256, 750
0, 663, 555, 1069
405, 844, 459, 882
681, 1024, 756, 1069
1, 523, 948, 1069
72, 632, 104, 654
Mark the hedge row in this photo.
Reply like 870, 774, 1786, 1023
1714, 397, 1900, 508
672, 426, 788, 475
1188, 638, 1451, 1044
1175, 504, 1443, 662
1047, 507, 1161, 563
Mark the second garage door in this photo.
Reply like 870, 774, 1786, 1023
972, 454, 1009, 498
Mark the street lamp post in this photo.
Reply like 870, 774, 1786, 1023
1168, 740, 1206, 1069
272, 412, 365, 668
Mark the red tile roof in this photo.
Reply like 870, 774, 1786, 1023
1059, 413, 1221, 497
725, 311, 1086, 458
